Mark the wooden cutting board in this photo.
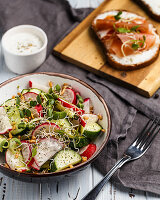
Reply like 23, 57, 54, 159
53, 0, 160, 97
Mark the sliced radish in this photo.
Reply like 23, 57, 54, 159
81, 114, 98, 124
75, 92, 80, 96
29, 81, 32, 88
21, 141, 34, 167
32, 122, 60, 138
60, 88, 76, 105
58, 98, 84, 115
34, 138, 63, 167
83, 98, 92, 113
0, 107, 12, 134
31, 161, 40, 170
80, 144, 96, 159
31, 104, 43, 118
23, 92, 38, 101
35, 104, 43, 117
29, 81, 49, 93
6, 149, 30, 172
79, 116, 86, 127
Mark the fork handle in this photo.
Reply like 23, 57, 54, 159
81, 155, 131, 200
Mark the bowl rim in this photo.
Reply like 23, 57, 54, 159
0, 72, 111, 178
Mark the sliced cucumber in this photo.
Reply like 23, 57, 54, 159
52, 119, 74, 138
21, 89, 29, 95
22, 88, 42, 95
81, 123, 102, 140
29, 88, 42, 94
55, 102, 75, 118
50, 149, 82, 172
41, 160, 50, 169
0, 135, 9, 152
7, 107, 26, 135
2, 98, 16, 109
70, 136, 89, 149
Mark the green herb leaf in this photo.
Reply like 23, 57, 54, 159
74, 115, 79, 120
18, 122, 26, 129
26, 109, 31, 117
55, 84, 61, 92
52, 111, 67, 120
53, 93, 59, 100
130, 25, 139, 31
132, 43, 139, 50
16, 97, 20, 105
45, 93, 54, 99
76, 94, 84, 103
47, 108, 53, 120
30, 101, 37, 107
48, 87, 53, 94
117, 27, 131, 33
19, 110, 24, 118
77, 102, 84, 109
114, 11, 122, 21
32, 148, 37, 157
143, 35, 146, 42
47, 99, 55, 106
36, 94, 42, 104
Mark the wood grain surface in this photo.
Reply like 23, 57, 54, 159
54, 0, 160, 97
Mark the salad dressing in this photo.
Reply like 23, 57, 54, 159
5, 32, 43, 55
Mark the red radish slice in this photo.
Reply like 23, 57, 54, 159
60, 88, 77, 104
31, 104, 43, 118
21, 140, 38, 169
83, 98, 92, 113
21, 141, 34, 166
81, 114, 98, 124
79, 116, 86, 127
35, 104, 43, 117
23, 92, 38, 101
6, 149, 30, 172
80, 144, 96, 159
29, 81, 32, 88
31, 161, 40, 170
21, 141, 31, 164
75, 92, 80, 96
34, 138, 63, 167
0, 107, 12, 134
32, 122, 60, 138
58, 98, 84, 115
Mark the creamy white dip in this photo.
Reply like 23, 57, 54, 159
6, 32, 43, 55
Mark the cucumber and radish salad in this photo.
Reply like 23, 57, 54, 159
0, 81, 104, 173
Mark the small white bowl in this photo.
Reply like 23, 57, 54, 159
2, 25, 48, 74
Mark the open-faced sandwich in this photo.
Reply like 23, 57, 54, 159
92, 10, 160, 70
133, 0, 160, 22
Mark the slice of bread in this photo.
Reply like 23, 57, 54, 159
92, 10, 160, 71
133, 0, 160, 22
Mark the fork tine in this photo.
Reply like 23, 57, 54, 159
138, 119, 160, 149
134, 118, 157, 147
142, 125, 160, 151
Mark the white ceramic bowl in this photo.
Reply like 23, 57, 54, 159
2, 25, 48, 74
0, 72, 111, 182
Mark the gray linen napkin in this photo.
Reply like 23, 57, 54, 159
1, 0, 160, 195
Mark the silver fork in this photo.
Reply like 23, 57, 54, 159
82, 118, 160, 200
